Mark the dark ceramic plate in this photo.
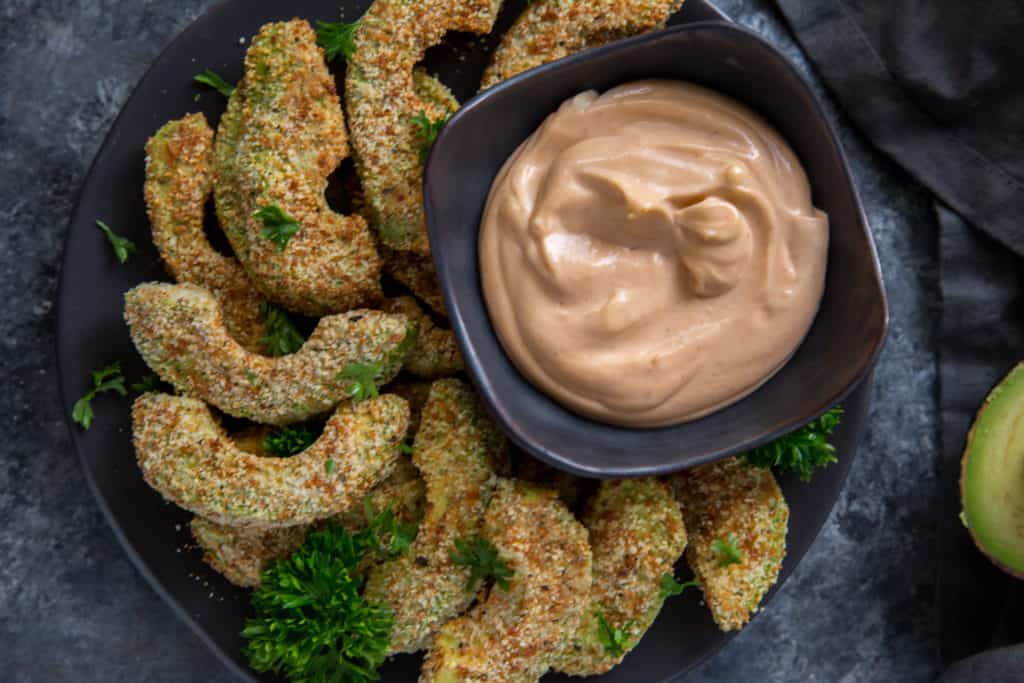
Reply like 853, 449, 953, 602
56, 0, 875, 681
426, 22, 888, 478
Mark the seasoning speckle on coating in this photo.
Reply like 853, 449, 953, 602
133, 392, 409, 528
125, 282, 412, 425
215, 19, 382, 315
420, 479, 592, 683
346, 0, 502, 255
668, 456, 789, 631
144, 113, 267, 353
364, 379, 508, 654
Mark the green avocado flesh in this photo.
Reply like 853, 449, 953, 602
960, 362, 1024, 578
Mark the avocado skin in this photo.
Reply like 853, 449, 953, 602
960, 362, 1024, 579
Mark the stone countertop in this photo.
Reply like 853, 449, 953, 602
0, 0, 938, 681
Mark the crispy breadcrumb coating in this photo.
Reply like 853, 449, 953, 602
215, 19, 381, 315
667, 456, 788, 631
421, 479, 592, 683
382, 246, 448, 317
386, 297, 463, 378
364, 379, 508, 654
346, 0, 501, 255
553, 478, 687, 675
124, 282, 412, 425
144, 113, 267, 353
480, 0, 684, 89
133, 393, 408, 528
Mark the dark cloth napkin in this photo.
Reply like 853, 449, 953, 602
770, 0, 1024, 677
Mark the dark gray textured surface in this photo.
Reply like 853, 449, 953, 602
0, 0, 938, 681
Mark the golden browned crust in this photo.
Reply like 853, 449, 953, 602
386, 297, 463, 378
667, 457, 788, 631
382, 246, 448, 317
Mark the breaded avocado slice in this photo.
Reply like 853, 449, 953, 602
144, 113, 267, 354
421, 479, 592, 683
215, 19, 381, 315
346, 0, 502, 255
553, 478, 687, 675
480, 0, 683, 90
382, 246, 448, 317
364, 379, 507, 654
124, 282, 413, 425
385, 296, 463, 378
668, 456, 789, 631
192, 456, 426, 587
133, 393, 409, 528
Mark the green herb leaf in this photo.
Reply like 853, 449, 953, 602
364, 501, 418, 559
263, 426, 318, 457
595, 610, 630, 658
450, 536, 513, 592
410, 110, 451, 165
254, 203, 300, 251
340, 362, 381, 403
95, 220, 136, 264
711, 533, 743, 567
741, 407, 843, 482
72, 361, 127, 430
131, 373, 163, 394
258, 302, 306, 357
245, 370, 259, 387
315, 20, 360, 62
242, 522, 393, 682
194, 68, 235, 97
397, 441, 414, 455
659, 572, 702, 599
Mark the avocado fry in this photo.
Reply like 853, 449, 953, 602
667, 456, 789, 631
124, 282, 413, 425
363, 379, 508, 654
420, 479, 592, 683
382, 246, 448, 317
480, 0, 684, 90
144, 113, 267, 353
133, 393, 409, 528
553, 478, 687, 675
385, 296, 463, 379
346, 0, 503, 255
215, 19, 381, 316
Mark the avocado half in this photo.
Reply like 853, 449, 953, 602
960, 362, 1024, 578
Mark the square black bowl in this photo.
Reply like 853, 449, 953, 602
424, 21, 888, 478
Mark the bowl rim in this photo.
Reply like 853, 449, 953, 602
425, 20, 890, 478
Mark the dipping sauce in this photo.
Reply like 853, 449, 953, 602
479, 80, 829, 428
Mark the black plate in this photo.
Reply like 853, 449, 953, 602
56, 0, 874, 680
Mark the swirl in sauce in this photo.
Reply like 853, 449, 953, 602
479, 80, 829, 427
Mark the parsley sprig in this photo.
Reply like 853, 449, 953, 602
659, 572, 702, 599
254, 203, 300, 251
263, 426, 318, 457
259, 302, 306, 357
242, 510, 410, 683
364, 501, 418, 559
450, 536, 513, 593
95, 220, 136, 264
316, 20, 360, 62
595, 610, 631, 658
337, 324, 418, 402
711, 533, 743, 567
193, 69, 235, 97
131, 373, 163, 394
411, 111, 451, 165
742, 407, 842, 482
72, 362, 127, 429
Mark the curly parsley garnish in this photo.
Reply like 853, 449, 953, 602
711, 533, 743, 567
596, 610, 630, 658
263, 426, 317, 457
259, 302, 305, 357
95, 220, 136, 264
411, 110, 451, 165
193, 69, 235, 97
254, 203, 300, 251
316, 20, 360, 62
242, 510, 410, 683
450, 536, 513, 593
659, 572, 702, 599
741, 407, 843, 482
72, 362, 127, 429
